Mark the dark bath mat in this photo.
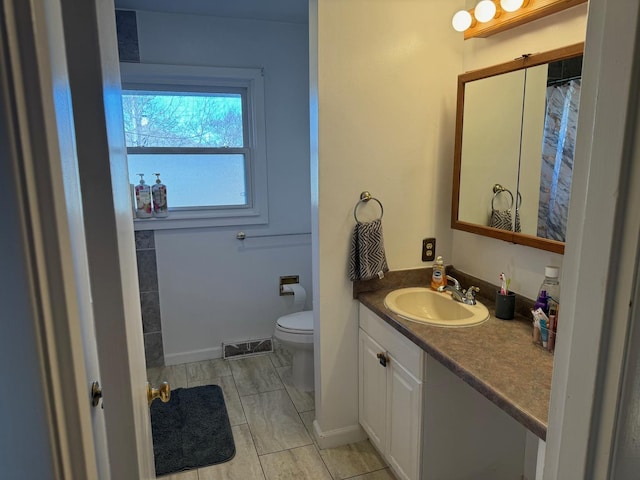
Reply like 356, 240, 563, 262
150, 385, 235, 476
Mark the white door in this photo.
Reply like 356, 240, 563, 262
386, 354, 422, 480
359, 328, 388, 452
58, 0, 156, 477
2, 0, 155, 477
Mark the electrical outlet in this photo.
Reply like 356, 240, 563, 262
422, 237, 436, 262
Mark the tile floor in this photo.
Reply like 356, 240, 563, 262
147, 345, 396, 480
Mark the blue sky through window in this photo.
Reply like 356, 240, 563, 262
122, 91, 244, 148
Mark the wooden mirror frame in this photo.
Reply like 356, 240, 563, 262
451, 43, 584, 255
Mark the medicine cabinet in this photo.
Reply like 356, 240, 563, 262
451, 43, 584, 254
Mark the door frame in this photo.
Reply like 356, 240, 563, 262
545, 0, 640, 477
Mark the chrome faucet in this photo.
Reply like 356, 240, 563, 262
437, 275, 480, 305
445, 275, 460, 291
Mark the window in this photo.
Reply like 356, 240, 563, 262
120, 64, 268, 229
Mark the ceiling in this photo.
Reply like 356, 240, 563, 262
114, 0, 309, 24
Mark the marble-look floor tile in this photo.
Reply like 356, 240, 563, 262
347, 468, 397, 480
299, 410, 318, 447
159, 470, 198, 480
230, 355, 284, 396
269, 343, 293, 368
259, 445, 332, 480
348, 468, 396, 480
147, 364, 188, 389
185, 358, 231, 384
188, 375, 246, 426
277, 366, 315, 413
198, 424, 265, 480
241, 389, 312, 455
319, 440, 386, 480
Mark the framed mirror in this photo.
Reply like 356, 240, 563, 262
451, 43, 584, 254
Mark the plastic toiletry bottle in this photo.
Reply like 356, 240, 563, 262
134, 173, 152, 218
431, 256, 446, 291
533, 290, 548, 314
537, 266, 560, 313
152, 173, 168, 218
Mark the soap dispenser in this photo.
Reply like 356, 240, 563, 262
152, 173, 168, 218
431, 256, 446, 290
134, 173, 152, 218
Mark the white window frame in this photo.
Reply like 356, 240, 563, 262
120, 63, 269, 230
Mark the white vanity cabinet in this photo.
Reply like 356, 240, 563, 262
359, 304, 424, 480
359, 304, 530, 480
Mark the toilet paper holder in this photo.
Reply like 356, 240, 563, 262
279, 275, 300, 295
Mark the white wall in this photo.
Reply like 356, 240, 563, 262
312, 0, 462, 442
133, 11, 311, 363
452, 4, 588, 299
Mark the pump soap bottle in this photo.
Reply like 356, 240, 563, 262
134, 173, 152, 218
152, 173, 168, 218
431, 256, 446, 291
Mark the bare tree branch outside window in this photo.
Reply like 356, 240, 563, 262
122, 92, 244, 148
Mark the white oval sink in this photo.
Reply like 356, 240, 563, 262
384, 287, 490, 327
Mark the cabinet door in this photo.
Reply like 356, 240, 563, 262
359, 329, 387, 452
386, 354, 423, 480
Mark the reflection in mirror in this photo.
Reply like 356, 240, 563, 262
458, 69, 523, 233
452, 44, 583, 254
534, 55, 582, 241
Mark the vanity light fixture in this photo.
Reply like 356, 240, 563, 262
500, 0, 528, 12
452, 10, 474, 32
474, 0, 498, 23
452, 0, 587, 39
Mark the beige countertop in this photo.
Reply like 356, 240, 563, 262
356, 269, 554, 440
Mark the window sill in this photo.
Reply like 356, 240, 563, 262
133, 208, 268, 231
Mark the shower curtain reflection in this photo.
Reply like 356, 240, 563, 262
537, 79, 581, 242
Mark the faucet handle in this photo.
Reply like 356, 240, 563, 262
464, 286, 479, 304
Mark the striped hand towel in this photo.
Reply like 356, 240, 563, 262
348, 218, 389, 281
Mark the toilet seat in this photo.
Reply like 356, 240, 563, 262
276, 311, 313, 334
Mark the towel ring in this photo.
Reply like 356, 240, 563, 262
354, 191, 384, 223
491, 184, 514, 211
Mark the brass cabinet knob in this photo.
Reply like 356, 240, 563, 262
376, 352, 389, 367
147, 381, 171, 406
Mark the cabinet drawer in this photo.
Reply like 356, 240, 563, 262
359, 304, 423, 379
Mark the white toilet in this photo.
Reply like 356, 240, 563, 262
274, 310, 314, 392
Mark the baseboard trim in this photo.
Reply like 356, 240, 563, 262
164, 346, 222, 365
312, 420, 367, 449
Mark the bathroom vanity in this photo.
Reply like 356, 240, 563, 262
357, 278, 552, 480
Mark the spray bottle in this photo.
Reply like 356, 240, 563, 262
134, 173, 152, 218
152, 173, 168, 218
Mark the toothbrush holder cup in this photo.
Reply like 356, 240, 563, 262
495, 291, 516, 320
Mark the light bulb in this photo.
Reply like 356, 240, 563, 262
452, 10, 473, 32
474, 0, 497, 23
500, 0, 525, 12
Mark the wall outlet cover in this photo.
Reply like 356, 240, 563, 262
422, 237, 436, 262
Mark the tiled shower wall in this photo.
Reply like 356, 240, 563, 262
135, 231, 164, 367
118, 10, 164, 367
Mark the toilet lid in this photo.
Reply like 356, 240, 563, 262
277, 311, 313, 333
